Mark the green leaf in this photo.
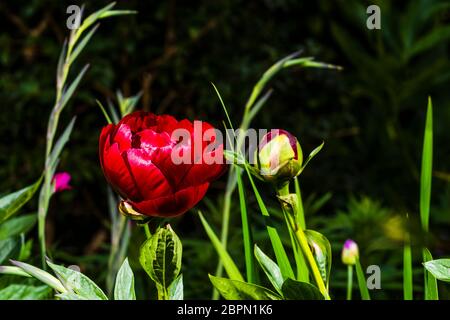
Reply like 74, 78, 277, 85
209, 275, 281, 300
198, 212, 244, 282
0, 265, 32, 277
56, 292, 88, 300
423, 248, 439, 300
236, 169, 255, 283
244, 169, 294, 280
48, 117, 76, 170
403, 231, 413, 300
0, 238, 17, 264
281, 278, 324, 300
420, 97, 433, 232
423, 259, 450, 282
254, 245, 283, 294
304, 230, 332, 287
168, 274, 184, 300
10, 260, 66, 293
0, 284, 52, 300
0, 179, 41, 224
68, 24, 99, 66
47, 260, 107, 299
297, 142, 324, 175
139, 225, 182, 298
58, 65, 89, 112
355, 259, 371, 300
0, 214, 37, 240
114, 258, 136, 300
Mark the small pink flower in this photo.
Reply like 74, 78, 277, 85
53, 172, 72, 193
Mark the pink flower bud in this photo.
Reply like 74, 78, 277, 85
52, 172, 72, 193
341, 239, 359, 265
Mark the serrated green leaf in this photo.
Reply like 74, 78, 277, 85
47, 261, 107, 299
254, 245, 283, 294
281, 278, 324, 300
114, 258, 135, 300
0, 284, 52, 300
209, 275, 281, 300
423, 259, 450, 282
0, 214, 37, 240
139, 225, 182, 298
0, 179, 41, 224
304, 229, 332, 287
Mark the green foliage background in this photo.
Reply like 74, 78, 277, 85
0, 0, 449, 299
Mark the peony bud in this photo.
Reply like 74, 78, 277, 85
341, 239, 359, 265
255, 129, 303, 185
52, 172, 72, 193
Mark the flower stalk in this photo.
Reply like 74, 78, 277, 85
277, 185, 330, 300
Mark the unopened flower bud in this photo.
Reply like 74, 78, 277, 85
341, 239, 359, 265
255, 129, 303, 185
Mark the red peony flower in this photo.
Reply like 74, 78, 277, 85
99, 111, 226, 217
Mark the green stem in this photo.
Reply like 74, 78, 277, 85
347, 265, 353, 300
143, 224, 152, 239
278, 185, 330, 300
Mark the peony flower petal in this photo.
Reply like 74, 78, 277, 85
102, 142, 140, 200
124, 148, 172, 200
112, 123, 132, 152
131, 183, 209, 217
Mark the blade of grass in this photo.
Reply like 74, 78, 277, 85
236, 169, 256, 284
420, 97, 438, 300
244, 167, 294, 280
198, 211, 244, 282
355, 259, 371, 300
420, 97, 433, 232
403, 236, 413, 300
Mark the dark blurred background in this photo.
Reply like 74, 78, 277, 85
0, 0, 449, 299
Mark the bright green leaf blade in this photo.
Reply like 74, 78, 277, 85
0, 214, 37, 240
168, 274, 184, 300
0, 284, 52, 300
11, 260, 66, 293
254, 245, 283, 294
420, 97, 433, 232
281, 278, 324, 300
355, 259, 371, 300
58, 65, 89, 112
236, 169, 255, 283
198, 211, 244, 282
68, 24, 99, 66
139, 225, 182, 294
244, 168, 294, 279
403, 234, 413, 300
423, 259, 450, 282
209, 275, 281, 300
47, 260, 107, 299
114, 258, 136, 300
423, 248, 439, 300
0, 179, 42, 224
